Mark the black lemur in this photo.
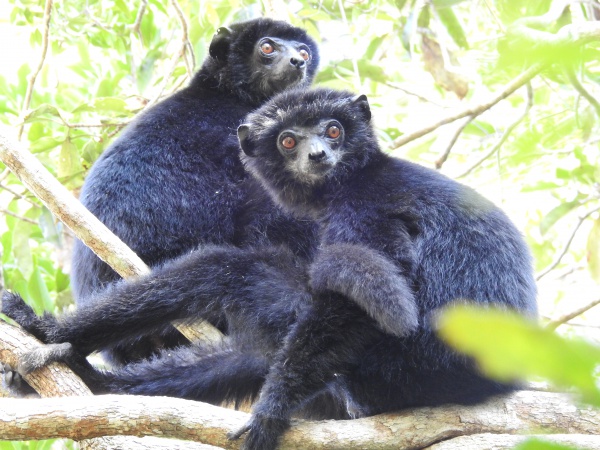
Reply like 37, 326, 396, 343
2, 88, 537, 450
70, 18, 320, 363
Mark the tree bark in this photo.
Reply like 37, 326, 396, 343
0, 129, 222, 344
0, 390, 599, 449
0, 319, 225, 448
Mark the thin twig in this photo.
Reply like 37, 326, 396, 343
145, 1, 191, 109
383, 82, 449, 107
17, 0, 53, 141
390, 64, 544, 150
337, 0, 361, 91
536, 205, 600, 281
546, 298, 600, 331
434, 115, 475, 170
170, 0, 195, 78
0, 183, 40, 208
0, 208, 38, 225
566, 66, 600, 118
63, 122, 127, 129
456, 83, 534, 179
130, 0, 148, 38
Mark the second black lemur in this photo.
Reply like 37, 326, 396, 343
2, 88, 537, 450
70, 18, 320, 364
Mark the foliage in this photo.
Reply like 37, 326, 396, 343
0, 0, 599, 447
437, 306, 600, 406
437, 304, 600, 450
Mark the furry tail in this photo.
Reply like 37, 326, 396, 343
106, 343, 269, 407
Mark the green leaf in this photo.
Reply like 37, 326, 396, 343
540, 200, 581, 235
23, 104, 63, 123
30, 136, 64, 153
55, 267, 70, 293
81, 138, 105, 165
38, 207, 61, 246
521, 181, 563, 192
436, 306, 600, 406
58, 138, 83, 180
515, 438, 581, 450
356, 60, 388, 83
30, 28, 42, 46
436, 6, 468, 49
28, 256, 54, 314
587, 218, 600, 283
73, 97, 129, 114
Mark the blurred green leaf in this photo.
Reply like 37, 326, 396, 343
73, 97, 129, 114
58, 138, 83, 181
437, 306, 600, 406
436, 6, 468, 49
540, 200, 581, 235
38, 207, 61, 246
515, 438, 580, 450
28, 256, 54, 314
23, 104, 63, 123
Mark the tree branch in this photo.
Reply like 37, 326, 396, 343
566, 66, 600, 119
0, 388, 598, 449
0, 129, 222, 343
546, 297, 600, 331
0, 320, 211, 449
456, 82, 533, 179
130, 0, 148, 38
0, 131, 148, 279
389, 64, 543, 150
0, 208, 38, 225
536, 205, 600, 281
434, 115, 475, 170
17, 0, 53, 141
170, 0, 195, 78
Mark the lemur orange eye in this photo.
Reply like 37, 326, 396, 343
327, 125, 341, 139
261, 42, 274, 54
281, 136, 296, 149
299, 49, 310, 61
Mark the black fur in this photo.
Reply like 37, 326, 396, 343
70, 18, 319, 363
230, 88, 538, 449
2, 88, 537, 450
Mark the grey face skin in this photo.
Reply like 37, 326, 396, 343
275, 119, 344, 184
252, 37, 313, 94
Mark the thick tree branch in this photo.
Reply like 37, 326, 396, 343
0, 129, 222, 343
0, 320, 213, 449
0, 389, 598, 449
0, 131, 149, 279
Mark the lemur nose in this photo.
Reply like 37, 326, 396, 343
290, 57, 306, 69
309, 150, 326, 161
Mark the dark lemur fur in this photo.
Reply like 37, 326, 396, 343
2, 89, 537, 450
231, 88, 537, 449
70, 18, 320, 363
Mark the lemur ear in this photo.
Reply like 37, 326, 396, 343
238, 125, 256, 156
209, 27, 233, 62
352, 94, 371, 122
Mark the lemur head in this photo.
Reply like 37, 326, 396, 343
204, 18, 320, 105
238, 88, 379, 216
